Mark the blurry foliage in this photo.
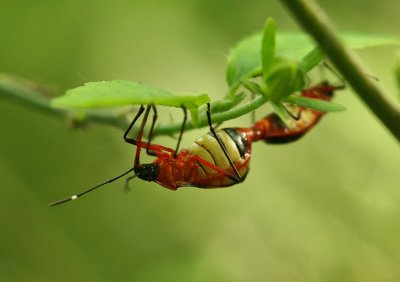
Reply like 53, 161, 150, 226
1, 1, 400, 282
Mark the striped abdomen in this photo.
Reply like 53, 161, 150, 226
187, 128, 251, 187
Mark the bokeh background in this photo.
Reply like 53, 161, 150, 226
1, 1, 399, 281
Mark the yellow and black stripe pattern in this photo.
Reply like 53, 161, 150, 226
187, 128, 250, 186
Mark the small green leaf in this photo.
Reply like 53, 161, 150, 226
299, 47, 325, 72
52, 80, 210, 110
285, 95, 346, 112
261, 18, 276, 78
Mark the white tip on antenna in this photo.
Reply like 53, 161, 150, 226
49, 167, 135, 207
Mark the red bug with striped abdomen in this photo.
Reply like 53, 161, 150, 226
50, 82, 343, 206
253, 81, 344, 144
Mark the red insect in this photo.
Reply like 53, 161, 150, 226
253, 82, 344, 144
50, 82, 343, 206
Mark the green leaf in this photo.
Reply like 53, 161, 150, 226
261, 18, 276, 79
285, 95, 346, 112
52, 80, 210, 127
339, 33, 400, 49
226, 33, 262, 88
226, 32, 400, 88
52, 80, 210, 110
300, 34, 400, 73
299, 47, 325, 72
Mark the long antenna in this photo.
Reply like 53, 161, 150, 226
49, 168, 135, 207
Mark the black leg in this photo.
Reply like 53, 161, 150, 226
124, 105, 177, 158
322, 61, 346, 88
124, 105, 160, 157
134, 105, 152, 168
124, 175, 137, 193
124, 105, 145, 145
173, 106, 187, 158
145, 104, 158, 156
282, 104, 302, 121
206, 103, 241, 181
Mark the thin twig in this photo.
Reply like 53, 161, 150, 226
0, 74, 129, 130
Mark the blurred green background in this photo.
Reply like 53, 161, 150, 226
1, 1, 399, 281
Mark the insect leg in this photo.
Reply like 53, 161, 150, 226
192, 155, 241, 183
132, 105, 173, 165
134, 105, 151, 167
124, 175, 137, 193
124, 105, 145, 145
124, 105, 175, 155
145, 104, 158, 156
206, 103, 241, 182
322, 62, 346, 88
173, 106, 187, 158
282, 104, 302, 121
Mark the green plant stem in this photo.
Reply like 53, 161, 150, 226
0, 74, 269, 136
280, 0, 400, 141
156, 94, 269, 135
0, 74, 129, 130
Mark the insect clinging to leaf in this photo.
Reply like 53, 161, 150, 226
50, 81, 343, 206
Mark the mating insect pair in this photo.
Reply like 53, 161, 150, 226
50, 82, 344, 206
